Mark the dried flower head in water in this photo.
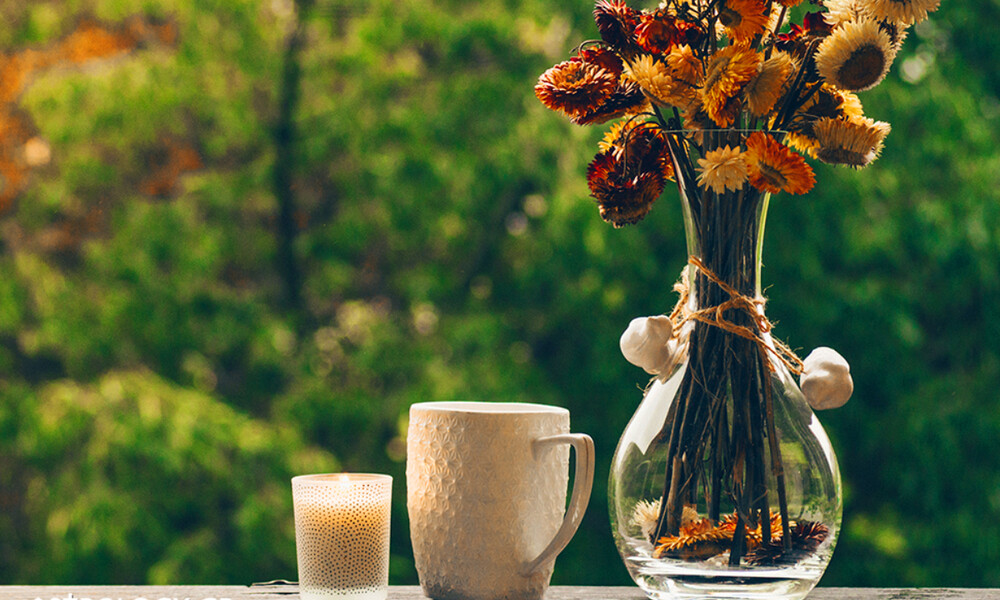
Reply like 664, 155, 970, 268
631, 498, 662, 543
654, 517, 732, 560
746, 521, 831, 565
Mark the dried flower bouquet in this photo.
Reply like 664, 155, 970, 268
535, 0, 939, 571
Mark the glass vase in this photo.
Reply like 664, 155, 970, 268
608, 130, 842, 600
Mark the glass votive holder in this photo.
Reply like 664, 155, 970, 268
292, 473, 392, 600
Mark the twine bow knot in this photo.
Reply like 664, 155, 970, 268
671, 256, 804, 376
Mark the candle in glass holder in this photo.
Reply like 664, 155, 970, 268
292, 473, 392, 600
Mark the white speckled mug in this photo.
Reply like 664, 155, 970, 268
406, 402, 595, 600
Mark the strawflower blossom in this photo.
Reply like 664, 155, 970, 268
697, 145, 748, 193
745, 132, 815, 195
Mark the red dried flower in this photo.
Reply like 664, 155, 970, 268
577, 46, 625, 77
572, 78, 649, 125
776, 11, 832, 54
586, 123, 672, 226
675, 19, 705, 48
635, 10, 680, 54
803, 11, 833, 36
746, 521, 830, 565
745, 131, 816, 195
594, 0, 640, 55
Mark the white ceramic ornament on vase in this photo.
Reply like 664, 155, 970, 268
800, 347, 854, 410
619, 316, 678, 376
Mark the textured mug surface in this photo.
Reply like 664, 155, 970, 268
406, 402, 593, 600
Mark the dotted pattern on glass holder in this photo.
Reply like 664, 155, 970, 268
293, 476, 392, 596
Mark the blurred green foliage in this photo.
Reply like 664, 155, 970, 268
1, 0, 999, 588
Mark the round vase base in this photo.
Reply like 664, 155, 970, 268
637, 579, 815, 600
633, 569, 818, 600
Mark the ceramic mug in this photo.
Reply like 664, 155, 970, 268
406, 402, 595, 600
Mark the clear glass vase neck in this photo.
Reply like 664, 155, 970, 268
677, 178, 771, 301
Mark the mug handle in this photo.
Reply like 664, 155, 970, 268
520, 433, 595, 576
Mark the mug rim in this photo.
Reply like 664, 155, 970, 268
409, 401, 568, 415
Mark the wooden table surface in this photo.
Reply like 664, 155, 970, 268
0, 584, 996, 600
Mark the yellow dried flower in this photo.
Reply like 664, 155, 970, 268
824, 0, 866, 26
814, 19, 896, 92
599, 120, 631, 155
825, 0, 911, 48
813, 116, 891, 168
628, 54, 694, 108
745, 52, 793, 117
866, 0, 940, 25
787, 86, 865, 157
697, 145, 749, 193
838, 90, 864, 118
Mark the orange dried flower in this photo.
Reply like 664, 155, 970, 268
744, 132, 815, 195
629, 54, 698, 108
701, 45, 761, 127
535, 47, 623, 119
719, 511, 787, 550
718, 0, 770, 44
666, 44, 704, 88
653, 517, 732, 560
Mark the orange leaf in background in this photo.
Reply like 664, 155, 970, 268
140, 139, 204, 197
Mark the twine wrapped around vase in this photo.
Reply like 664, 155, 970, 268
669, 256, 804, 376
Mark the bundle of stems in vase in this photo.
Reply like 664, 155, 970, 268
534, 0, 939, 565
